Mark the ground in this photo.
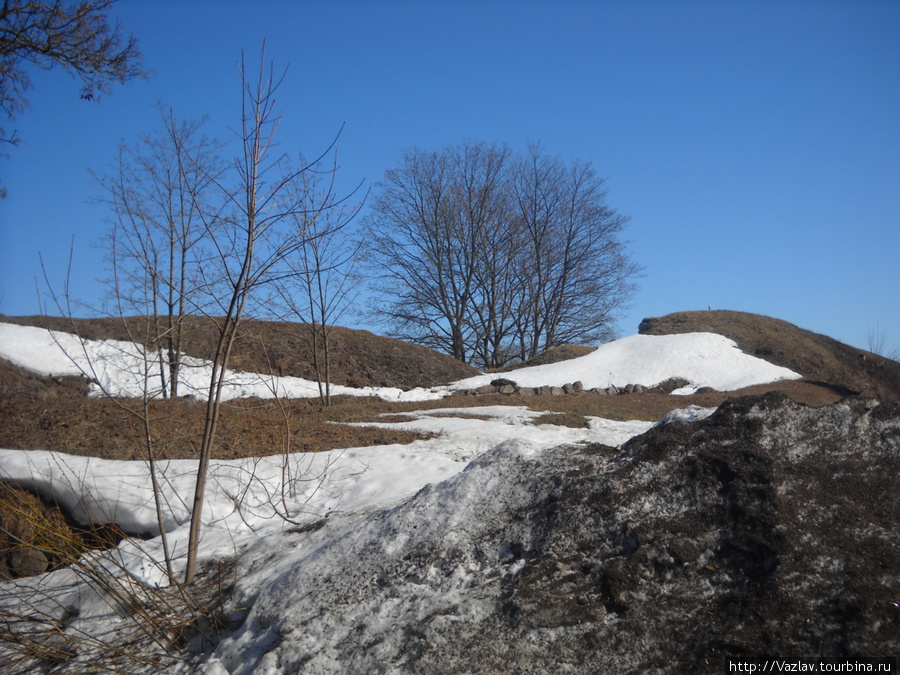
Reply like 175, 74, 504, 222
0, 310, 898, 669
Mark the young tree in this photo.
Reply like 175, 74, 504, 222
182, 47, 358, 583
39, 245, 178, 582
0, 0, 145, 194
94, 104, 224, 397
276, 159, 364, 405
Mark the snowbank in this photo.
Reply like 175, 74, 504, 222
1, 323, 802, 403
0, 322, 446, 402
450, 332, 801, 394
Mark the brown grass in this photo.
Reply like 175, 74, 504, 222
0, 315, 480, 390
0, 394, 434, 461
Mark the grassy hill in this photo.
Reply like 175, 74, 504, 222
639, 309, 900, 406
2, 310, 896, 463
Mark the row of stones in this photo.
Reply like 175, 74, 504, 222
459, 377, 690, 397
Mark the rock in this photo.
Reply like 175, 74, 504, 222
498, 384, 516, 395
573, 381, 584, 392
9, 546, 49, 577
518, 387, 536, 397
633, 384, 646, 393
623, 384, 635, 394
606, 385, 619, 395
549, 386, 565, 396
650, 377, 691, 394
539, 386, 553, 396
592, 388, 607, 395
562, 383, 575, 395
214, 394, 900, 672
474, 385, 495, 395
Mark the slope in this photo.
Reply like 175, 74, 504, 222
0, 315, 480, 391
639, 309, 900, 406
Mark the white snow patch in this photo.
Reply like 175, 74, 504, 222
450, 332, 801, 394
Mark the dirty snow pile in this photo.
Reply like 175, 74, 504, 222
0, 320, 805, 672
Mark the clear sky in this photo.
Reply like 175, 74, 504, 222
1, 0, 898, 353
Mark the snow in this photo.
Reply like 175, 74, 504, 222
0, 320, 802, 671
0, 322, 445, 402
0, 322, 800, 402
450, 332, 801, 394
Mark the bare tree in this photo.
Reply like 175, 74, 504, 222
0, 0, 145, 195
867, 320, 900, 362
366, 141, 510, 364
182, 47, 358, 583
39, 243, 178, 582
276, 159, 364, 405
93, 103, 224, 397
365, 141, 641, 368
510, 144, 641, 359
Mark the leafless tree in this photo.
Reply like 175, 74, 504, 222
510, 144, 641, 360
182, 46, 358, 583
39, 243, 178, 582
867, 320, 900, 362
0, 0, 145, 195
276, 159, 364, 405
365, 141, 641, 368
366, 141, 510, 364
93, 104, 225, 397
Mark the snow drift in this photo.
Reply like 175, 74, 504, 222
0, 322, 801, 402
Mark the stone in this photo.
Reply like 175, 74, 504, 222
573, 381, 584, 392
9, 546, 49, 577
498, 384, 516, 395
562, 383, 575, 395
549, 386, 565, 396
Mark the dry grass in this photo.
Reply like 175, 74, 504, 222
0, 394, 434, 461
0, 315, 480, 390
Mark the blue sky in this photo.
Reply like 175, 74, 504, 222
1, 0, 898, 353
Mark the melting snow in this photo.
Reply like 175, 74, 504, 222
0, 319, 799, 671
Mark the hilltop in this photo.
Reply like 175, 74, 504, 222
639, 309, 900, 406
